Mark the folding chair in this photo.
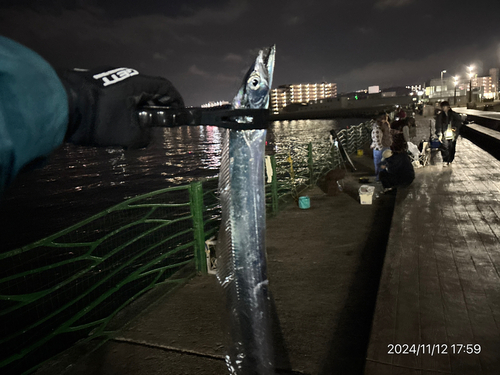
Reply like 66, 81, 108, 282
419, 141, 431, 166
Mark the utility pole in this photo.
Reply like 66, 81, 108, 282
441, 70, 447, 100
468, 66, 474, 103
453, 76, 459, 105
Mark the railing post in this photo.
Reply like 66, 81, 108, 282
348, 129, 354, 154
331, 142, 337, 169
308, 142, 313, 185
270, 155, 278, 214
189, 181, 207, 274
356, 126, 362, 153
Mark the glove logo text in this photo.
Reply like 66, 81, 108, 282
93, 68, 139, 87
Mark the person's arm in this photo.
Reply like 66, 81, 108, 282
0, 36, 68, 192
59, 67, 183, 147
403, 125, 410, 141
435, 114, 443, 140
1, 37, 184, 194
451, 112, 463, 135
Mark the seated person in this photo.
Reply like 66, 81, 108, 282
379, 149, 415, 192
395, 105, 407, 120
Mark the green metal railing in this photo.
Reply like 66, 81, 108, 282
0, 178, 220, 374
0, 122, 371, 374
265, 122, 371, 211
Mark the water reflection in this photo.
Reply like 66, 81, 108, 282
199, 126, 222, 169
0, 117, 366, 249
107, 147, 127, 185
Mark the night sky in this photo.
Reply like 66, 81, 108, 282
1, 0, 499, 106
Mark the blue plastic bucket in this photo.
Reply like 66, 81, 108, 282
298, 196, 310, 209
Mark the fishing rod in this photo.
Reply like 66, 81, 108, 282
329, 128, 357, 171
138, 106, 270, 130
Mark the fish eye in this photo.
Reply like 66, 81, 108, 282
248, 76, 260, 90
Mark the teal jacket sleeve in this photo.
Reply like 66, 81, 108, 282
0, 36, 68, 192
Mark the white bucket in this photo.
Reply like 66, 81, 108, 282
358, 185, 375, 205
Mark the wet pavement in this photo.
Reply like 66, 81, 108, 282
365, 119, 500, 374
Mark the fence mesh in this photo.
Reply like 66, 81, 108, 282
265, 122, 372, 207
0, 186, 200, 374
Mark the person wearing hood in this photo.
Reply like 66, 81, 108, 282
378, 149, 415, 192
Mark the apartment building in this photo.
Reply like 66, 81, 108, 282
270, 82, 337, 114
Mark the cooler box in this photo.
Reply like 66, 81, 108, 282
358, 185, 375, 205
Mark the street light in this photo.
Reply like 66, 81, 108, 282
453, 76, 459, 105
441, 70, 447, 98
468, 65, 474, 103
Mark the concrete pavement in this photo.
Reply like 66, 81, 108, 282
365, 119, 500, 374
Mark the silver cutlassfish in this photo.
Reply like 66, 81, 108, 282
217, 45, 276, 375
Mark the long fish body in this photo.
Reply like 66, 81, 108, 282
217, 45, 275, 375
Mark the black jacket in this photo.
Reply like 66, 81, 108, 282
435, 109, 462, 140
383, 152, 415, 186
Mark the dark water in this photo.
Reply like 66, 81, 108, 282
0, 118, 366, 250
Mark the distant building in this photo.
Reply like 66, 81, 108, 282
201, 100, 231, 108
272, 94, 414, 120
472, 76, 493, 97
426, 77, 468, 103
427, 68, 499, 102
336, 86, 411, 102
490, 68, 499, 98
472, 68, 499, 99
406, 84, 424, 93
381, 86, 412, 97
381, 92, 396, 98
270, 82, 337, 114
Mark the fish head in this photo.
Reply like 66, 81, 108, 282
232, 45, 275, 109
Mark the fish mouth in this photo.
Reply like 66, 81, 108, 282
261, 45, 275, 67
261, 45, 276, 84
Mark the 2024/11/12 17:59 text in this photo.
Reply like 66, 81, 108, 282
387, 343, 481, 356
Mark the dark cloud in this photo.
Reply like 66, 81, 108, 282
223, 53, 244, 63
188, 64, 210, 78
1, 0, 499, 105
335, 42, 499, 89
374, 0, 415, 10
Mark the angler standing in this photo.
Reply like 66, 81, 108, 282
371, 113, 392, 182
435, 101, 462, 166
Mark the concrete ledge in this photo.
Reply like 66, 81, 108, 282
461, 123, 500, 159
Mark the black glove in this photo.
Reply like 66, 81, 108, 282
58, 67, 184, 148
